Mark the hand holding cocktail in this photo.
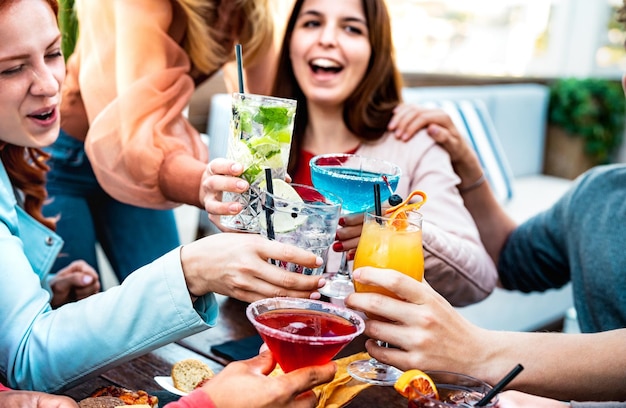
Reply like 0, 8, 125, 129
201, 158, 249, 220
196, 350, 337, 408
346, 190, 427, 386
344, 266, 488, 381
221, 93, 297, 232
181, 233, 325, 303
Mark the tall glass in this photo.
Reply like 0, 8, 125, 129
408, 371, 497, 408
309, 153, 402, 299
221, 93, 297, 232
348, 210, 423, 386
260, 184, 342, 275
246, 297, 365, 373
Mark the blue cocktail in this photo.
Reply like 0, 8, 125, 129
309, 153, 402, 298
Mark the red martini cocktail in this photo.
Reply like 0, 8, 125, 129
246, 297, 365, 373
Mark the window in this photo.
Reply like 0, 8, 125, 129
387, 0, 624, 78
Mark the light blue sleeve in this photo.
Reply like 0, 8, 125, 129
1, 246, 218, 393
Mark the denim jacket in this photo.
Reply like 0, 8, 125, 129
0, 161, 63, 281
0, 160, 217, 393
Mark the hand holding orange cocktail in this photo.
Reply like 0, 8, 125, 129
348, 190, 426, 386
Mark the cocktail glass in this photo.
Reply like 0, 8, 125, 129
408, 371, 496, 408
260, 183, 342, 275
221, 93, 297, 232
246, 297, 365, 373
309, 153, 402, 299
348, 210, 423, 386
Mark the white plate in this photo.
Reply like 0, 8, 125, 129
153, 376, 188, 397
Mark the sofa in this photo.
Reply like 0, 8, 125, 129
400, 83, 574, 331
203, 83, 576, 332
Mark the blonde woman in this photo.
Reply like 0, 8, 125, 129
44, 0, 278, 282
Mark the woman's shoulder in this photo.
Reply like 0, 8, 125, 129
359, 130, 436, 155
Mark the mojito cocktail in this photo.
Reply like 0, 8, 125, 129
222, 93, 297, 232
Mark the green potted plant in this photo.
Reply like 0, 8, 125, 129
544, 77, 625, 179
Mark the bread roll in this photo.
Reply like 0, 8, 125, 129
171, 358, 215, 393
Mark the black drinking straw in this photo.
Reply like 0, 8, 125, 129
264, 169, 277, 265
235, 44, 245, 141
475, 364, 524, 407
373, 184, 382, 217
235, 44, 245, 93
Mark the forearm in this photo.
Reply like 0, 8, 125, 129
159, 152, 207, 208
479, 329, 626, 401
446, 151, 516, 263
459, 181, 517, 265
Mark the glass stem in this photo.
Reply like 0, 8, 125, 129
336, 251, 351, 279
370, 340, 390, 369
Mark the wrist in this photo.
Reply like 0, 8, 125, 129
458, 173, 486, 193
180, 244, 203, 301
452, 157, 483, 188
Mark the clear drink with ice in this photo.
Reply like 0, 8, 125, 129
221, 93, 297, 232
260, 183, 342, 275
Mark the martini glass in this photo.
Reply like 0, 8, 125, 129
309, 153, 402, 299
246, 297, 365, 372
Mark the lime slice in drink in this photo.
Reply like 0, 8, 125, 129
259, 180, 308, 233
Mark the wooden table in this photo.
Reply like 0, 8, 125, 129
63, 295, 406, 407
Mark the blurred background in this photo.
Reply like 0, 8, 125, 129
189, 0, 626, 179
386, 0, 625, 79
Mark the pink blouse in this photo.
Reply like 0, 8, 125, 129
63, 0, 211, 209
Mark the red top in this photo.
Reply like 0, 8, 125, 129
0, 382, 10, 392
292, 147, 359, 186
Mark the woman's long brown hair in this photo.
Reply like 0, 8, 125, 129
0, 0, 60, 231
272, 0, 403, 175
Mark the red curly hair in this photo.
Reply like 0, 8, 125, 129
0, 0, 60, 231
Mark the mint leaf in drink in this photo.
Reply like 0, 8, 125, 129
242, 163, 263, 184
254, 106, 290, 127
240, 110, 253, 133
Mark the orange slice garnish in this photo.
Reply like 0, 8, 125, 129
394, 369, 438, 399
385, 190, 427, 229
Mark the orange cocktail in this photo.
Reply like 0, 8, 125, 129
353, 210, 424, 298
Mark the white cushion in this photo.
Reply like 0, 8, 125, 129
419, 99, 515, 204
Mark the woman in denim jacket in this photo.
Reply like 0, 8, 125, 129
0, 1, 331, 401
